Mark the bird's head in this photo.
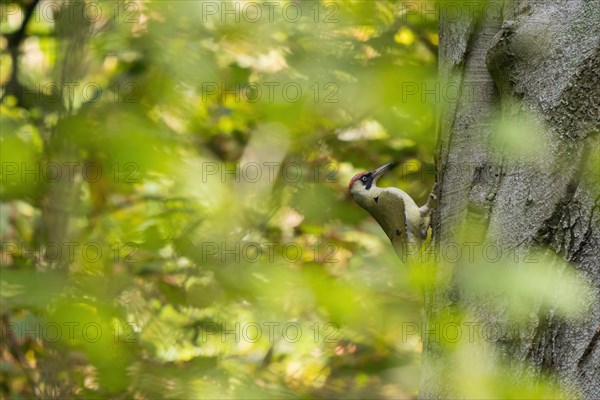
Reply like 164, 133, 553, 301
348, 162, 398, 200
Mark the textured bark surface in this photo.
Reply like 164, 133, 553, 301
422, 0, 600, 398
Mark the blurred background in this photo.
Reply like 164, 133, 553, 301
1, 1, 438, 398
3, 1, 593, 399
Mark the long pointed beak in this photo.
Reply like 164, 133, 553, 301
371, 162, 398, 180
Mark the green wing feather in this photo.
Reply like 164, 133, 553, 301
371, 191, 408, 250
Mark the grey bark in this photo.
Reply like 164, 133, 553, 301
421, 0, 600, 398
33, 3, 91, 397
38, 2, 91, 267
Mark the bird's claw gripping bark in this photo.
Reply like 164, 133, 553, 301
426, 182, 439, 210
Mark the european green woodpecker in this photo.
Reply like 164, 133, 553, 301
349, 162, 437, 257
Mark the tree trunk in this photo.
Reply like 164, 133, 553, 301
421, 0, 599, 398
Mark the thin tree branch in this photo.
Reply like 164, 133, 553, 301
2, 0, 43, 106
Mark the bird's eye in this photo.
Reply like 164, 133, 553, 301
361, 176, 368, 182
